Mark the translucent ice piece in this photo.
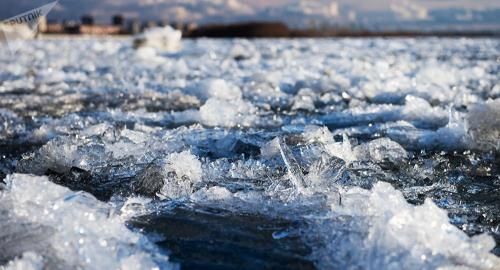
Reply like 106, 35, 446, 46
0, 174, 174, 270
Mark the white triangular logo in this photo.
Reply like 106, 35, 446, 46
1, 1, 58, 49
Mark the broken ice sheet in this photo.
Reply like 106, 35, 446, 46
306, 182, 500, 270
0, 174, 175, 270
0, 37, 499, 269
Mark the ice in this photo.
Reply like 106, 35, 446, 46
158, 150, 203, 199
199, 98, 257, 127
186, 79, 242, 101
0, 174, 175, 269
354, 138, 407, 167
0, 37, 499, 268
0, 109, 24, 141
308, 182, 500, 270
133, 26, 182, 52
302, 126, 357, 164
276, 137, 308, 192
292, 88, 317, 111
466, 99, 500, 151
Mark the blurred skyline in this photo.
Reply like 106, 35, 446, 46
1, 0, 500, 31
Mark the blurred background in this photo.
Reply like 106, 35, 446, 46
1, 0, 500, 37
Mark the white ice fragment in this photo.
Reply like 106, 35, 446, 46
303, 125, 336, 145
303, 126, 357, 164
402, 95, 447, 126
159, 150, 202, 199
32, 138, 80, 174
260, 137, 280, 159
191, 186, 234, 203
187, 79, 242, 101
466, 99, 500, 151
191, 187, 266, 213
364, 182, 500, 270
119, 197, 153, 220
1, 174, 173, 270
133, 26, 182, 52
354, 138, 407, 166
0, 109, 24, 140
321, 182, 500, 269
276, 137, 307, 191
199, 98, 257, 128
292, 88, 316, 111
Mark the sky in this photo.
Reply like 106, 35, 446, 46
1, 0, 499, 30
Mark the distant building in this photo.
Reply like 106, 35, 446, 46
145, 20, 158, 29
127, 19, 141, 35
81, 15, 95, 26
112, 15, 124, 26
45, 23, 64, 33
80, 25, 122, 35
63, 20, 80, 34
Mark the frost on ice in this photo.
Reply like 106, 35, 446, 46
0, 37, 499, 269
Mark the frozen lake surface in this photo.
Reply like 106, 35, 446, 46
0, 37, 499, 269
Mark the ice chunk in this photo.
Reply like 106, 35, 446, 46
305, 155, 346, 194
191, 186, 267, 214
0, 174, 174, 269
199, 98, 257, 128
276, 137, 307, 192
401, 95, 448, 128
0, 109, 24, 140
186, 79, 242, 101
466, 99, 500, 151
119, 197, 153, 220
354, 138, 407, 167
133, 26, 182, 52
292, 88, 316, 111
303, 126, 357, 164
191, 186, 234, 203
364, 182, 499, 269
158, 150, 203, 199
311, 182, 500, 269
